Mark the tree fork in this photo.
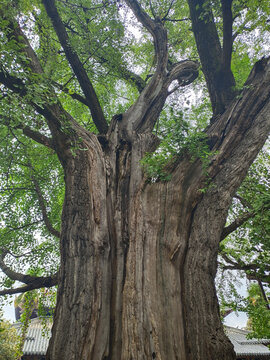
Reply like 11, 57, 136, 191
46, 127, 231, 359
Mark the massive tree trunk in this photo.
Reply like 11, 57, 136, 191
46, 56, 270, 359
1, 1, 270, 359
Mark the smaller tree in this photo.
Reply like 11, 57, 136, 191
217, 147, 270, 338
246, 283, 270, 339
0, 313, 20, 360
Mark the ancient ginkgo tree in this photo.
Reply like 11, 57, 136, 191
0, 0, 270, 359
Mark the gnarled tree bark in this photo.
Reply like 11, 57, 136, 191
46, 56, 270, 359
0, 1, 270, 359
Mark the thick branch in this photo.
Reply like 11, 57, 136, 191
42, 0, 108, 133
0, 251, 38, 284
0, 251, 58, 295
187, 0, 236, 115
220, 255, 270, 286
17, 125, 54, 149
22, 127, 53, 148
220, 211, 255, 241
124, 59, 199, 133
0, 16, 69, 137
221, 259, 261, 272
0, 276, 58, 296
6, 14, 43, 75
125, 59, 198, 133
0, 114, 54, 149
125, 0, 156, 36
221, 0, 233, 73
119, 67, 146, 92
246, 273, 270, 285
205, 57, 270, 192
125, 0, 168, 72
168, 60, 199, 85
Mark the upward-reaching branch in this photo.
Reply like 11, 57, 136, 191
121, 0, 198, 134
125, 0, 168, 71
42, 0, 108, 134
187, 0, 236, 115
220, 211, 255, 241
221, 0, 233, 73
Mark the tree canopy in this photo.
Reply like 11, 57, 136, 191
0, 0, 270, 357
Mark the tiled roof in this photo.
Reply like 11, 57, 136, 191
226, 326, 270, 357
12, 320, 270, 357
13, 317, 52, 356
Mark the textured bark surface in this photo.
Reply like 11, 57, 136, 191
1, 2, 270, 359
46, 57, 270, 360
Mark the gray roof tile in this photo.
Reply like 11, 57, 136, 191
13, 320, 270, 357
13, 317, 52, 356
226, 326, 270, 357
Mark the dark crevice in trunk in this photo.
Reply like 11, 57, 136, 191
180, 203, 198, 360
107, 139, 133, 359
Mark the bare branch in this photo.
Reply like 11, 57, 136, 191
22, 127, 54, 148
161, 0, 175, 21
168, 60, 199, 85
42, 0, 108, 133
257, 280, 270, 310
220, 211, 255, 241
0, 251, 58, 291
234, 194, 253, 209
0, 114, 54, 149
164, 17, 190, 22
0, 277, 58, 296
246, 273, 270, 285
125, 0, 168, 71
220, 253, 270, 281
30, 171, 60, 238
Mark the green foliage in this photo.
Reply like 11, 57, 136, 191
0, 127, 62, 279
0, 0, 269, 332
217, 147, 270, 333
0, 313, 21, 360
245, 283, 270, 339
220, 148, 270, 280
15, 289, 55, 346
141, 109, 214, 182
217, 270, 246, 315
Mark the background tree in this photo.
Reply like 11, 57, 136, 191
245, 282, 270, 338
0, 313, 21, 360
217, 147, 270, 337
0, 0, 270, 359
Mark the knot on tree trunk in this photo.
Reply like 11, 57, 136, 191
168, 60, 199, 86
